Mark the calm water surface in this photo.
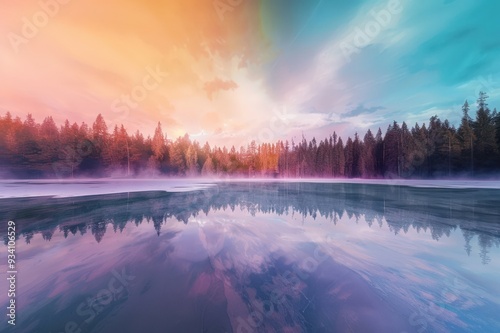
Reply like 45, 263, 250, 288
1, 182, 499, 333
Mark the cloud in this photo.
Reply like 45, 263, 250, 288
203, 79, 238, 100
343, 104, 385, 118
2, 0, 500, 147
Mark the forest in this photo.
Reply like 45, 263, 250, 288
0, 92, 499, 179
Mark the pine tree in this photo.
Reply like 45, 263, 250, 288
129, 130, 148, 173
151, 122, 168, 172
363, 129, 376, 178
473, 92, 498, 171
88, 114, 109, 172
56, 120, 84, 177
457, 100, 475, 174
336, 137, 345, 177
344, 137, 354, 177
3, 115, 24, 175
39, 116, 60, 174
170, 136, 189, 175
316, 139, 329, 176
198, 142, 211, 168
0, 113, 14, 170
186, 145, 198, 176
383, 122, 401, 177
115, 125, 130, 174
494, 108, 500, 146
400, 122, 415, 177
374, 128, 384, 176
18, 114, 42, 175
352, 133, 364, 177
493, 108, 500, 164
202, 156, 215, 176
427, 116, 449, 176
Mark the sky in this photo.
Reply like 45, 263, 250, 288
1, 0, 500, 147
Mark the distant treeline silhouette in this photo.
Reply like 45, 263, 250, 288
1, 182, 499, 264
1, 92, 499, 178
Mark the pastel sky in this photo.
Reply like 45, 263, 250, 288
1, 0, 500, 146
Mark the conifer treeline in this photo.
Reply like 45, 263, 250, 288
1, 92, 499, 178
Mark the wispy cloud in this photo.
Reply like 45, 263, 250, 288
1, 0, 499, 145
343, 104, 385, 118
203, 78, 238, 100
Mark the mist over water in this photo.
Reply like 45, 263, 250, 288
1, 181, 499, 332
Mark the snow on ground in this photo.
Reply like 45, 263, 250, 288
0, 178, 499, 199
0, 179, 217, 199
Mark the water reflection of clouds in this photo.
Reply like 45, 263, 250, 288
180, 209, 495, 332
1, 183, 500, 332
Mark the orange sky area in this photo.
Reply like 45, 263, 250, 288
0, 0, 281, 147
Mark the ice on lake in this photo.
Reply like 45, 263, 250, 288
1, 178, 500, 199
0, 181, 499, 332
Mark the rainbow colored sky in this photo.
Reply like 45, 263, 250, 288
1, 0, 500, 146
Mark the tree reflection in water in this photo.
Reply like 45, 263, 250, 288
1, 182, 499, 264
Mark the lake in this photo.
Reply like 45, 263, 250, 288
1, 180, 499, 332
